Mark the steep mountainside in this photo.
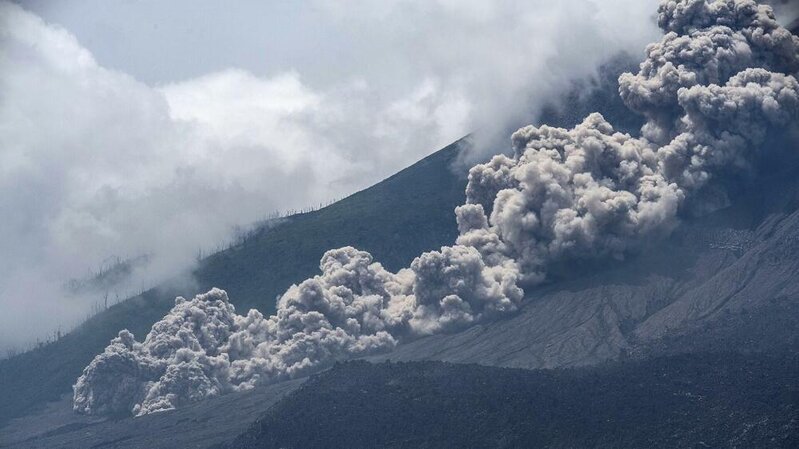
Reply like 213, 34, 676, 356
193, 139, 467, 315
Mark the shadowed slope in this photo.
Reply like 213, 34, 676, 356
226, 356, 799, 449
194, 140, 467, 315
0, 378, 304, 449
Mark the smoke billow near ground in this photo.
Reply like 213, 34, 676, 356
73, 0, 799, 417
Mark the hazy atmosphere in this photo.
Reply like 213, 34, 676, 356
0, 0, 661, 352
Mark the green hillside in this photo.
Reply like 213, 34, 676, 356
0, 140, 467, 427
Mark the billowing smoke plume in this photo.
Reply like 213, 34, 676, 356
74, 0, 799, 416
74, 247, 521, 416
467, 0, 798, 284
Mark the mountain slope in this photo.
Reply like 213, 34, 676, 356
193, 138, 467, 315
0, 378, 304, 449
8, 353, 797, 449
0, 141, 467, 428
226, 356, 799, 449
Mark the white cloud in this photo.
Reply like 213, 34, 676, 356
0, 0, 660, 352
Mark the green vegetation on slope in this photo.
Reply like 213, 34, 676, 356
0, 141, 467, 428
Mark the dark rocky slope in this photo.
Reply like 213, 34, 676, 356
225, 356, 799, 449
0, 379, 304, 449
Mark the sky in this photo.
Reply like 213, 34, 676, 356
0, 0, 671, 353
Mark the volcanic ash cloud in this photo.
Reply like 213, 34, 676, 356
74, 0, 799, 416
74, 246, 521, 416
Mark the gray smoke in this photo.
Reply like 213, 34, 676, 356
74, 0, 799, 416
74, 247, 521, 416
468, 0, 798, 284
620, 0, 798, 142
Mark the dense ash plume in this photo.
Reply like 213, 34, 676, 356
620, 0, 798, 142
75, 247, 520, 416
467, 0, 798, 284
74, 0, 799, 416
